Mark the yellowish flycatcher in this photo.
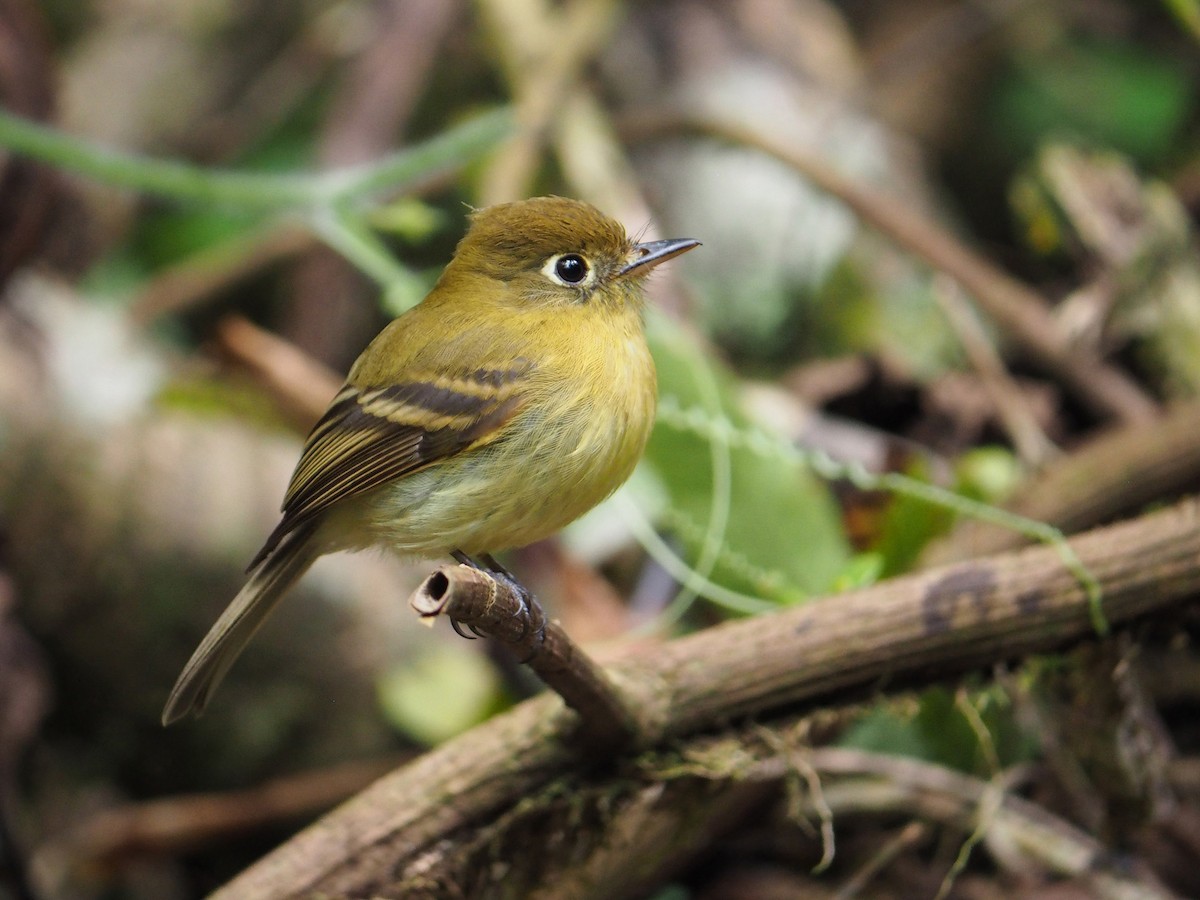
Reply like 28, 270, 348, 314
162, 196, 698, 724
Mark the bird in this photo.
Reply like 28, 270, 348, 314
162, 195, 699, 724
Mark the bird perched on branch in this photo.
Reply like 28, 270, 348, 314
163, 195, 698, 724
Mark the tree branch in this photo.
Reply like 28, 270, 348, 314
925, 399, 1200, 565
217, 497, 1200, 897
410, 564, 639, 753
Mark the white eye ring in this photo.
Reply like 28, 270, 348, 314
542, 253, 595, 287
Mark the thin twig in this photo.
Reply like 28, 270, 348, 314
38, 757, 400, 870
655, 395, 1107, 633
932, 274, 1059, 467
835, 821, 927, 899
805, 748, 1170, 898
410, 564, 639, 753
211, 315, 342, 431
128, 223, 314, 327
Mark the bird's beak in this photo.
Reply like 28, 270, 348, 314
618, 238, 701, 278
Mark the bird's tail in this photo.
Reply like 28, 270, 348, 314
161, 521, 321, 725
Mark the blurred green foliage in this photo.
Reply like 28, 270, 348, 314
377, 645, 509, 746
990, 35, 1193, 166
873, 447, 1021, 578
841, 685, 1038, 775
645, 329, 851, 607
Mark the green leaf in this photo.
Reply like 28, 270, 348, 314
956, 446, 1022, 504
841, 686, 1038, 774
642, 325, 850, 607
368, 197, 447, 241
871, 448, 1021, 578
871, 458, 956, 578
131, 207, 263, 268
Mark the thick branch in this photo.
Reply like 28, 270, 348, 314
218, 497, 1200, 897
925, 399, 1200, 565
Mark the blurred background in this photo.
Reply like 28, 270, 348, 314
2, 0, 1200, 896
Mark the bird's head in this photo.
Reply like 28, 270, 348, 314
444, 196, 699, 310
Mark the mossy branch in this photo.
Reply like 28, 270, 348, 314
217, 496, 1200, 898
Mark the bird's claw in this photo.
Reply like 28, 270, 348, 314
450, 617, 478, 640
447, 550, 544, 649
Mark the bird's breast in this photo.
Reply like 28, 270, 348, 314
348, 313, 656, 556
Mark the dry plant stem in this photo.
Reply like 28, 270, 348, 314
835, 821, 928, 899
212, 315, 343, 431
410, 564, 638, 752
39, 757, 400, 869
504, 741, 1168, 900
634, 739, 1168, 897
932, 275, 1059, 467
925, 398, 1200, 565
477, 0, 621, 203
625, 113, 1157, 426
803, 749, 1170, 899
219, 497, 1200, 898
128, 223, 314, 327
482, 0, 686, 313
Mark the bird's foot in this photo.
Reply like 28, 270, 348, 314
450, 550, 545, 652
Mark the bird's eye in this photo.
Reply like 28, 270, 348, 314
541, 252, 595, 289
553, 254, 588, 284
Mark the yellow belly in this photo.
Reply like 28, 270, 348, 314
329, 327, 656, 558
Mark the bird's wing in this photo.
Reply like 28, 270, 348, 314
249, 361, 533, 568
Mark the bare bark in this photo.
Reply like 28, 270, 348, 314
411, 565, 638, 753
